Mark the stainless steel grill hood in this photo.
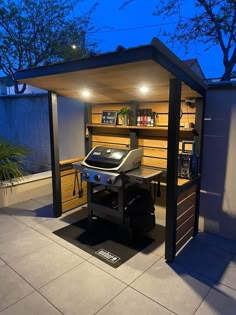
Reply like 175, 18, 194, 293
81, 146, 143, 172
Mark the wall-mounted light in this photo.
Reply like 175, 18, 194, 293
139, 86, 149, 94
71, 44, 76, 49
81, 89, 91, 98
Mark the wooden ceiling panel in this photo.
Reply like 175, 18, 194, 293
20, 60, 202, 103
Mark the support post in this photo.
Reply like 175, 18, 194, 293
165, 78, 182, 262
84, 103, 92, 155
194, 97, 205, 235
48, 92, 62, 217
129, 101, 139, 149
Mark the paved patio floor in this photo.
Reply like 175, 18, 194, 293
0, 195, 236, 315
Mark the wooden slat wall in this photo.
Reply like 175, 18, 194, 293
60, 165, 87, 213
91, 102, 196, 127
91, 103, 196, 170
92, 134, 130, 150
92, 104, 127, 125
139, 102, 196, 128
138, 102, 195, 169
176, 184, 197, 251
91, 105, 131, 148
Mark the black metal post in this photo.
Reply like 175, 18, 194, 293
165, 78, 182, 262
84, 103, 92, 155
194, 97, 205, 235
48, 92, 62, 217
129, 101, 139, 149
130, 130, 138, 149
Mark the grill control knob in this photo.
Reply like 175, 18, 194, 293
106, 178, 113, 184
83, 172, 90, 179
94, 174, 101, 181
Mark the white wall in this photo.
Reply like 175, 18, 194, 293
58, 97, 85, 161
0, 94, 51, 173
200, 87, 236, 240
0, 93, 85, 172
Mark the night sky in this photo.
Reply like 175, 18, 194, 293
80, 0, 224, 79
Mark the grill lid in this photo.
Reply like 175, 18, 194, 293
85, 147, 129, 169
81, 146, 143, 172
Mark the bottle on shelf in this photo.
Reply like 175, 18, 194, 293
143, 109, 147, 126
147, 109, 152, 126
136, 109, 141, 126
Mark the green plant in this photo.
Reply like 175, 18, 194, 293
0, 139, 31, 185
118, 106, 132, 117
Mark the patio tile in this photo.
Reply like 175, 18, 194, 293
37, 206, 87, 231
196, 232, 236, 255
143, 239, 165, 257
40, 261, 126, 315
31, 207, 88, 234
2, 200, 54, 227
0, 228, 52, 263
46, 233, 92, 260
219, 255, 236, 290
0, 211, 29, 244
144, 224, 166, 257
0, 292, 61, 315
0, 258, 5, 267
195, 283, 236, 315
0, 265, 34, 312
89, 251, 161, 284
0, 209, 13, 222
33, 194, 53, 206
97, 286, 175, 315
131, 258, 213, 315
174, 237, 232, 282
3, 199, 46, 211
10, 243, 84, 289
60, 206, 88, 224
32, 217, 71, 234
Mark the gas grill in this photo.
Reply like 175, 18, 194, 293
73, 146, 162, 232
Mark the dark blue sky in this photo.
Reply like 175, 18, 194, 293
81, 0, 223, 79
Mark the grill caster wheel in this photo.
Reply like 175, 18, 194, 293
87, 215, 98, 230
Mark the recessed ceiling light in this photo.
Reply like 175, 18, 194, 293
81, 89, 91, 98
139, 86, 149, 94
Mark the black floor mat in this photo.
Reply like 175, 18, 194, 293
53, 218, 155, 268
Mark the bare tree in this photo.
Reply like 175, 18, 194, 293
0, 0, 98, 94
121, 0, 236, 80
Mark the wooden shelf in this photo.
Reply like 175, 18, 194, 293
178, 178, 190, 186
87, 123, 193, 132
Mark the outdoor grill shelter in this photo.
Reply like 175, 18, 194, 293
15, 37, 207, 261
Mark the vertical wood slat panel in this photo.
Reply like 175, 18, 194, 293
175, 184, 197, 250
60, 161, 87, 213
176, 215, 195, 242
177, 192, 196, 217
176, 228, 194, 252
177, 185, 197, 203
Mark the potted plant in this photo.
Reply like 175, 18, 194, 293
118, 106, 132, 126
0, 138, 31, 186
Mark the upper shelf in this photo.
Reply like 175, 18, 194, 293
86, 123, 193, 132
